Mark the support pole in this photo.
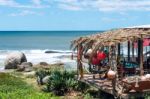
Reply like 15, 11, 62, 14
117, 43, 123, 79
138, 40, 141, 64
132, 42, 135, 62
77, 46, 79, 78
77, 45, 83, 79
138, 38, 144, 75
128, 41, 130, 61
108, 46, 111, 66
118, 43, 121, 56
110, 46, 118, 98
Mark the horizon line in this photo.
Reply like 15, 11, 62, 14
0, 30, 106, 32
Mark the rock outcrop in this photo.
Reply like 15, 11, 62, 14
4, 52, 27, 69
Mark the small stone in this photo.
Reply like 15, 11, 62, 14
42, 76, 50, 84
17, 65, 25, 71
24, 67, 33, 72
39, 62, 49, 66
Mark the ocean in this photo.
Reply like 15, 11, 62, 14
0, 31, 101, 70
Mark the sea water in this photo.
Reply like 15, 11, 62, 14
0, 31, 101, 70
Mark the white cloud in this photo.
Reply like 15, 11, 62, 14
1, 0, 150, 12
9, 10, 43, 16
51, 0, 150, 11
58, 4, 82, 11
0, 0, 19, 7
32, 0, 41, 5
94, 0, 150, 11
0, 0, 49, 8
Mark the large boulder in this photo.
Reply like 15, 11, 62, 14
4, 52, 27, 69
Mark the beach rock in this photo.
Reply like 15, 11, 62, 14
17, 65, 25, 71
39, 62, 48, 66
17, 62, 33, 72
21, 62, 33, 67
33, 62, 64, 70
4, 52, 27, 69
45, 50, 61, 53
42, 76, 50, 84
24, 67, 33, 72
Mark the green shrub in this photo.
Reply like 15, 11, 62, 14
83, 93, 93, 99
36, 69, 51, 85
38, 70, 89, 95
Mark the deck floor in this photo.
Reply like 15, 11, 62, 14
80, 74, 113, 94
79, 74, 147, 99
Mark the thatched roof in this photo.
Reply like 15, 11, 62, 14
71, 28, 150, 51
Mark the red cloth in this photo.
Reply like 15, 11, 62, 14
97, 51, 106, 61
91, 57, 100, 65
134, 38, 150, 48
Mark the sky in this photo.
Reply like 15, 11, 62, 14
0, 0, 150, 31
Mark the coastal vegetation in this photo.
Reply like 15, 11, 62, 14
0, 63, 99, 99
0, 73, 58, 99
2, 58, 150, 99
36, 69, 89, 95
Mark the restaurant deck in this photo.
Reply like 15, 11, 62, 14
79, 74, 148, 99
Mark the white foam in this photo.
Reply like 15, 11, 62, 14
0, 49, 74, 69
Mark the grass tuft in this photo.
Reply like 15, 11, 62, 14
0, 73, 58, 99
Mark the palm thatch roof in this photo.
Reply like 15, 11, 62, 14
71, 28, 150, 51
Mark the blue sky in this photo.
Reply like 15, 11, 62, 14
0, 0, 150, 30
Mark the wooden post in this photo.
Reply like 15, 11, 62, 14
117, 43, 124, 79
77, 44, 84, 79
128, 41, 130, 61
132, 42, 135, 62
71, 52, 73, 60
118, 43, 120, 56
77, 46, 79, 78
138, 40, 141, 64
111, 46, 118, 98
138, 38, 144, 75
108, 46, 111, 66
